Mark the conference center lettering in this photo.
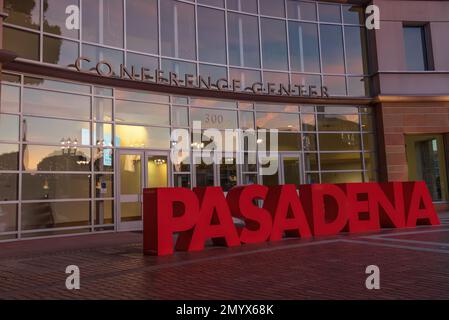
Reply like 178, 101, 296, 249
143, 182, 440, 256
74, 57, 329, 98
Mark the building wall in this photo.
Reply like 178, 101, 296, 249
372, 0, 449, 95
372, 0, 449, 208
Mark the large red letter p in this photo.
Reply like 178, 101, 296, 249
143, 188, 199, 256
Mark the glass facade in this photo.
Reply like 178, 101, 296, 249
0, 71, 377, 240
3, 0, 368, 96
0, 0, 378, 240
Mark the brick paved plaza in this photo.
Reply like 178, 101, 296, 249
1, 214, 449, 300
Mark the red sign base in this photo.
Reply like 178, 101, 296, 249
143, 182, 440, 256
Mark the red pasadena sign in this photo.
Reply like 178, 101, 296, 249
143, 182, 440, 256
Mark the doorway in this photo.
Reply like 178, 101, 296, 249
117, 150, 170, 231
260, 153, 302, 186
405, 134, 449, 202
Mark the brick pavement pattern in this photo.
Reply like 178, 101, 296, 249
1, 214, 449, 300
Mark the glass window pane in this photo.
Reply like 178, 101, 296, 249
261, 18, 288, 70
190, 98, 237, 108
301, 114, 316, 131
0, 114, 19, 142
303, 134, 317, 151
0, 173, 18, 201
319, 133, 361, 151
198, 7, 226, 64
199, 0, 224, 7
263, 72, 289, 91
191, 108, 238, 129
120, 202, 141, 222
126, 53, 159, 74
227, 0, 257, 13
23, 117, 91, 145
343, 5, 364, 24
24, 76, 91, 94
321, 172, 363, 184
82, 45, 124, 77
229, 68, 261, 89
364, 152, 377, 174
1, 73, 21, 85
95, 200, 114, 225
161, 0, 196, 60
93, 98, 113, 122
22, 174, 91, 200
115, 125, 170, 149
404, 26, 428, 71
0, 204, 17, 233
287, 0, 317, 21
240, 111, 254, 130
345, 27, 367, 74
3, 27, 39, 61
4, 0, 40, 29
94, 87, 113, 96
220, 158, 238, 192
0, 144, 19, 170
94, 147, 114, 172
323, 76, 346, 96
347, 76, 367, 97
306, 173, 320, 184
256, 112, 300, 131
21, 201, 90, 230
283, 156, 301, 184
83, 0, 123, 47
115, 100, 170, 126
316, 105, 358, 114
320, 152, 363, 171
291, 74, 321, 89
23, 88, 91, 119
259, 0, 285, 17
44, 0, 79, 38
195, 157, 215, 187
260, 157, 279, 186
278, 132, 301, 151
304, 153, 318, 171
361, 114, 375, 132
23, 145, 91, 171
318, 3, 341, 23
289, 22, 320, 73
115, 89, 169, 103
126, 0, 158, 53
242, 173, 257, 185
256, 103, 298, 112
94, 123, 113, 147
161, 59, 197, 78
228, 13, 260, 68
43, 36, 79, 67
0, 84, 20, 113
363, 134, 376, 151
95, 174, 113, 198
320, 25, 345, 74
199, 64, 227, 84
172, 106, 189, 127
317, 114, 359, 131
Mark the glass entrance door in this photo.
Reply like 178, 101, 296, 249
260, 153, 302, 186
118, 150, 169, 231
406, 134, 449, 201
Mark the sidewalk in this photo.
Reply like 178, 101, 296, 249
1, 213, 449, 299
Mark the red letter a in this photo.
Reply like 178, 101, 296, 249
404, 181, 440, 227
179, 187, 241, 252
264, 185, 312, 241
